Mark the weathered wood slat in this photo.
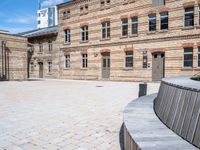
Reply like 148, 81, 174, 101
155, 77, 200, 148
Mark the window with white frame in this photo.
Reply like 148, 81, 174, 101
152, 0, 165, 7
148, 14, 156, 32
122, 18, 128, 36
184, 7, 194, 27
125, 51, 134, 67
64, 29, 71, 44
48, 40, 52, 52
82, 54, 88, 68
81, 26, 88, 42
198, 47, 200, 67
184, 47, 193, 67
160, 12, 168, 30
102, 21, 110, 39
65, 55, 70, 68
48, 62, 52, 73
131, 16, 138, 35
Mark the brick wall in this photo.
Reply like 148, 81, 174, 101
0, 33, 27, 80
56, 0, 200, 81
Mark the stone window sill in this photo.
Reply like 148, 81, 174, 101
147, 31, 156, 35
159, 29, 168, 33
80, 41, 88, 44
64, 42, 71, 45
181, 67, 193, 71
120, 36, 128, 39
182, 26, 194, 30
129, 34, 138, 38
100, 38, 111, 41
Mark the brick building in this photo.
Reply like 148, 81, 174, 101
20, 26, 60, 79
0, 33, 27, 80
56, 0, 200, 81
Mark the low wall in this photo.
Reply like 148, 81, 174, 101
155, 77, 200, 148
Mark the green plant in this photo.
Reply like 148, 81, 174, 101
191, 73, 200, 81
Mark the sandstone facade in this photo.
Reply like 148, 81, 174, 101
0, 33, 27, 80
28, 33, 60, 79
56, 0, 200, 81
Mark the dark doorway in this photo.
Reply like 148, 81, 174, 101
152, 52, 165, 81
38, 62, 43, 78
102, 52, 110, 79
0, 41, 9, 81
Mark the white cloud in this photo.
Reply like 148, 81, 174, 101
41, 0, 64, 8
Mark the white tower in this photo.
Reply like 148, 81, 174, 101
37, 0, 58, 29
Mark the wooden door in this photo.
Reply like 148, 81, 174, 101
102, 53, 110, 79
152, 53, 165, 81
38, 62, 43, 78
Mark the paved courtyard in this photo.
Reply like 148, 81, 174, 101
0, 80, 160, 150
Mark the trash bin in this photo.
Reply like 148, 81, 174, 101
138, 82, 147, 97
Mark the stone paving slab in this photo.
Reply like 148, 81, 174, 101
0, 80, 159, 150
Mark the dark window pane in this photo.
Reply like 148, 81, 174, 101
184, 47, 193, 67
185, 7, 194, 27
149, 14, 156, 31
125, 51, 133, 67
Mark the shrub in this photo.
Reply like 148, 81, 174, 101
191, 73, 200, 81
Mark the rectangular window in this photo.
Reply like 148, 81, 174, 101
122, 18, 128, 36
65, 55, 70, 68
101, 0, 105, 8
48, 62, 52, 73
185, 7, 194, 27
160, 12, 168, 30
63, 10, 70, 19
102, 22, 110, 39
198, 47, 200, 67
125, 51, 133, 67
149, 14, 156, 32
131, 16, 138, 35
82, 54, 88, 68
81, 26, 88, 42
65, 29, 71, 44
184, 47, 193, 67
48, 40, 52, 52
152, 0, 165, 7
39, 42, 43, 52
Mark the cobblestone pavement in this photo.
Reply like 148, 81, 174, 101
0, 80, 160, 150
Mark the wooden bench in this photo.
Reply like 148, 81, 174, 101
123, 77, 200, 150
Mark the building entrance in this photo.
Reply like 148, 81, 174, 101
152, 52, 165, 81
38, 62, 43, 78
102, 52, 110, 79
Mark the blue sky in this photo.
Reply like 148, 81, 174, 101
0, 0, 67, 34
